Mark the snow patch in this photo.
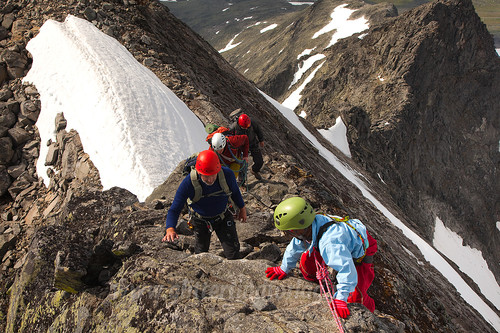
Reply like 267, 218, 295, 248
23, 15, 207, 201
312, 4, 369, 48
260, 23, 278, 33
289, 54, 326, 88
318, 116, 351, 157
282, 61, 325, 111
433, 217, 500, 311
219, 33, 242, 52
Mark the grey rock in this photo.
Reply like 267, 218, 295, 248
1, 13, 15, 30
7, 127, 30, 146
251, 296, 276, 311
2, 100, 20, 114
0, 136, 14, 164
45, 142, 59, 166
11, 19, 30, 40
0, 222, 20, 259
55, 113, 67, 131
245, 242, 281, 263
0, 26, 8, 41
83, 7, 97, 21
0, 165, 11, 196
20, 99, 40, 121
1, 49, 28, 69
0, 88, 13, 101
7, 163, 26, 179
0, 107, 16, 128
0, 62, 7, 86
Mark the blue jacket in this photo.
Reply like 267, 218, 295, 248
280, 214, 369, 302
165, 167, 245, 229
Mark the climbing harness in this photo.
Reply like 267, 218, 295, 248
185, 168, 234, 230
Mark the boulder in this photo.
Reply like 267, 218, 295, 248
0, 107, 16, 128
7, 163, 26, 179
0, 165, 12, 196
7, 127, 30, 146
0, 136, 14, 164
0, 26, 9, 41
0, 222, 20, 258
19, 99, 40, 122
11, 19, 30, 41
0, 88, 13, 101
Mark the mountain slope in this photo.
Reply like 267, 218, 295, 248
293, 0, 500, 283
205, 0, 500, 292
163, 0, 315, 51
0, 0, 498, 332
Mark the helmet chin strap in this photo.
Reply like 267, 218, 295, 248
286, 226, 312, 243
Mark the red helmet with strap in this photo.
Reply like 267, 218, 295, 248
195, 150, 221, 175
238, 114, 251, 128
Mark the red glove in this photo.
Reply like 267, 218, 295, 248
265, 267, 287, 280
333, 299, 350, 318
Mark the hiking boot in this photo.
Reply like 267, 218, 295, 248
251, 170, 262, 180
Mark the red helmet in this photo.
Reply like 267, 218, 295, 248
238, 114, 251, 129
195, 150, 221, 175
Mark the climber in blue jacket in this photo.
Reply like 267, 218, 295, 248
265, 197, 377, 318
162, 149, 247, 260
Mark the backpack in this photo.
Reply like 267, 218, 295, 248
187, 168, 232, 206
205, 125, 230, 143
181, 153, 232, 206
182, 153, 199, 177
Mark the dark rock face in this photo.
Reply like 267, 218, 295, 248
215, 0, 499, 286
294, 0, 500, 280
0, 1, 498, 333
217, 0, 398, 100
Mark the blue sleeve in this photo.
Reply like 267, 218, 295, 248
280, 238, 308, 273
165, 175, 193, 229
223, 167, 245, 209
319, 231, 358, 302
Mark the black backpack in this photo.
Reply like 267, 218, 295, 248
182, 153, 199, 177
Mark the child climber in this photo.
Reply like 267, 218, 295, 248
265, 197, 378, 318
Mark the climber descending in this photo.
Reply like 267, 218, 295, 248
209, 132, 249, 186
162, 149, 247, 259
265, 197, 378, 319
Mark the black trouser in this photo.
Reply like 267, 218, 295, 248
192, 210, 240, 260
249, 146, 263, 173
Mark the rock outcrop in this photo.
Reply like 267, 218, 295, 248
292, 0, 500, 281
209, 0, 500, 286
0, 1, 497, 333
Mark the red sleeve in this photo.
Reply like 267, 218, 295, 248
227, 135, 249, 158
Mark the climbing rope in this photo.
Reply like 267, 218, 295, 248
215, 146, 248, 188
315, 255, 346, 333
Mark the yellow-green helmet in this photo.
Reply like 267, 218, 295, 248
274, 197, 316, 230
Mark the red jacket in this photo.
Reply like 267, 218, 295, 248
210, 135, 249, 166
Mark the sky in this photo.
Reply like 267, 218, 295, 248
23, 11, 499, 333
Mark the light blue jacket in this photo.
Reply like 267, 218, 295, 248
280, 214, 369, 302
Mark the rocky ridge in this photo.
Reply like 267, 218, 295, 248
292, 0, 500, 281
216, 0, 500, 286
0, 0, 497, 332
